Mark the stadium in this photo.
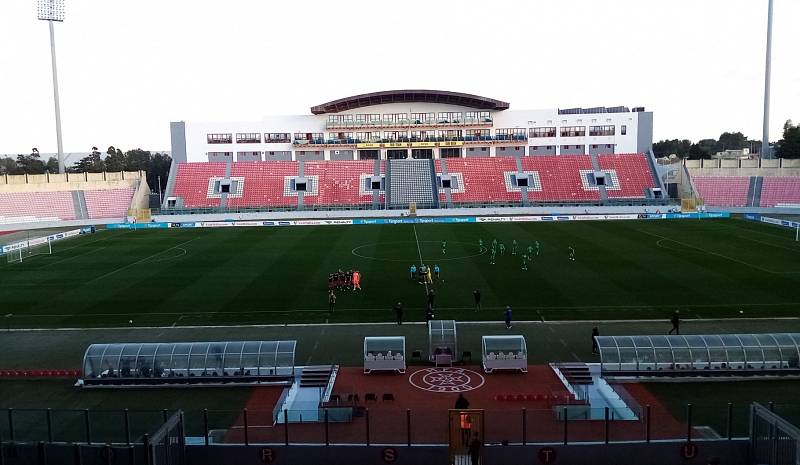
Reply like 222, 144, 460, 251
2, 1, 800, 464
2, 87, 800, 465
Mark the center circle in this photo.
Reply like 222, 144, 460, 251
408, 367, 485, 393
351, 240, 485, 263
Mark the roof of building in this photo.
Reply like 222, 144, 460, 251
310, 90, 510, 115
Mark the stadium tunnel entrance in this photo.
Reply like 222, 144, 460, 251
387, 149, 408, 159
411, 148, 433, 159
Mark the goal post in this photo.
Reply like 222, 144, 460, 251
6, 238, 53, 264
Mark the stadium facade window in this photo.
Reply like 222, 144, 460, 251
384, 131, 408, 141
530, 127, 557, 138
621, 125, 627, 135
265, 133, 290, 143
437, 112, 462, 123
328, 132, 354, 141
356, 131, 381, 142
466, 129, 490, 139
589, 125, 615, 136
293, 133, 323, 142
368, 114, 381, 124
207, 133, 232, 144
207, 151, 233, 158
328, 114, 354, 125
383, 113, 408, 124
355, 114, 368, 125
411, 112, 435, 124
411, 130, 436, 141
560, 126, 586, 137
236, 133, 261, 144
465, 111, 491, 122
438, 130, 462, 140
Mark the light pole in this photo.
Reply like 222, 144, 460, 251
37, 0, 66, 173
761, 0, 774, 159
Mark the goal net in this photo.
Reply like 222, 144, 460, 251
6, 239, 52, 264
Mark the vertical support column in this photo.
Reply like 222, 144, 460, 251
46, 409, 53, 442
406, 409, 411, 446
604, 407, 609, 444
243, 409, 249, 446
563, 407, 568, 445
762, 0, 774, 158
727, 403, 733, 440
203, 409, 209, 446
686, 404, 693, 442
283, 410, 289, 446
324, 409, 329, 446
8, 409, 14, 442
365, 409, 370, 446
124, 409, 131, 446
646, 405, 651, 442
84, 409, 92, 445
522, 408, 527, 446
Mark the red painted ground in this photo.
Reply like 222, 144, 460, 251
225, 365, 686, 445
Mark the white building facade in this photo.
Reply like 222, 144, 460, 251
170, 90, 653, 164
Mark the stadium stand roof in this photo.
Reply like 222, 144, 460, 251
310, 90, 510, 114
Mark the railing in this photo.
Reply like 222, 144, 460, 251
293, 135, 528, 146
326, 117, 493, 130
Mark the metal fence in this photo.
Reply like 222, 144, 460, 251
751, 403, 800, 465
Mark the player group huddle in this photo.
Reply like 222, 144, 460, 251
478, 238, 575, 269
328, 269, 362, 291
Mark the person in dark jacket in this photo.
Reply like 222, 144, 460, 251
394, 302, 403, 325
669, 310, 680, 335
468, 433, 482, 465
473, 289, 481, 312
591, 327, 600, 354
454, 393, 470, 409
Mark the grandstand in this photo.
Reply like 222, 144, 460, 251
0, 171, 149, 226
163, 90, 664, 211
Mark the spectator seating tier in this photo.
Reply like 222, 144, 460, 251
692, 177, 750, 207
598, 153, 656, 198
304, 161, 377, 206
228, 162, 299, 208
438, 158, 521, 203
172, 162, 227, 208
522, 155, 601, 202
0, 191, 76, 221
759, 177, 800, 207
84, 188, 135, 218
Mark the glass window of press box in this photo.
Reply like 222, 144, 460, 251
595, 334, 800, 371
82, 341, 297, 379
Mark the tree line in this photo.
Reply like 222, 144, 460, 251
653, 120, 800, 159
0, 147, 171, 193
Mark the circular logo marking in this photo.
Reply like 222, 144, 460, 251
408, 367, 485, 393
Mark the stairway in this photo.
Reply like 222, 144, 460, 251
387, 159, 436, 208
72, 191, 88, 220
554, 363, 593, 385
748, 176, 763, 207
589, 154, 608, 201
300, 365, 334, 388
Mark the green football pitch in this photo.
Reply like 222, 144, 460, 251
1, 217, 799, 328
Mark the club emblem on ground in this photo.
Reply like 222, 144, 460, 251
408, 367, 485, 393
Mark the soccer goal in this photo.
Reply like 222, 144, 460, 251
6, 239, 52, 264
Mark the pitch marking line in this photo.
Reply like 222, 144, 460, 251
9, 316, 800, 332
17, 301, 800, 319
412, 225, 429, 294
641, 229, 797, 275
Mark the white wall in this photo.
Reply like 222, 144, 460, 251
179, 103, 649, 162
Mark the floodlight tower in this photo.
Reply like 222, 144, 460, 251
37, 0, 66, 173
761, 0, 774, 159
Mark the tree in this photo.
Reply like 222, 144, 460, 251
15, 148, 45, 174
717, 132, 748, 152
146, 152, 172, 194
124, 149, 151, 172
44, 157, 59, 174
72, 146, 105, 172
777, 120, 800, 159
653, 139, 692, 158
105, 146, 126, 172
0, 157, 16, 175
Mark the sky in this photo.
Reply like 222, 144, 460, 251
0, 0, 798, 155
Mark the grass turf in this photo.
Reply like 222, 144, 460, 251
1, 218, 799, 328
